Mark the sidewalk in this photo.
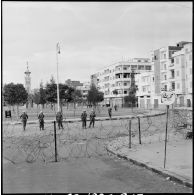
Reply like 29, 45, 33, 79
106, 135, 193, 188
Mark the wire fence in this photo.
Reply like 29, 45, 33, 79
3, 108, 192, 165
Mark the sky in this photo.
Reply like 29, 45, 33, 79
3, 1, 192, 89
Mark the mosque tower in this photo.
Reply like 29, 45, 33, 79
24, 62, 31, 94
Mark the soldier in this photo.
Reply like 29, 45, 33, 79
38, 111, 45, 130
81, 110, 87, 129
89, 110, 96, 128
20, 111, 28, 131
108, 107, 112, 119
56, 111, 64, 130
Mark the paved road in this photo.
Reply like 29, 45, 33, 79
3, 148, 192, 193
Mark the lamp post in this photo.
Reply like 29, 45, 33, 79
56, 42, 60, 112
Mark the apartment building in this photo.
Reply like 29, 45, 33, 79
173, 42, 192, 107
91, 58, 152, 107
150, 41, 191, 108
76, 81, 90, 100
135, 71, 154, 109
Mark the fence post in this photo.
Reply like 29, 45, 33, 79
138, 117, 141, 144
54, 121, 58, 162
129, 119, 131, 148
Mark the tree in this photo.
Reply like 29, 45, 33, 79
3, 83, 28, 117
45, 76, 57, 107
124, 70, 138, 108
33, 91, 40, 108
87, 84, 104, 106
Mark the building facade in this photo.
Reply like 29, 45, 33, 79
135, 71, 155, 109
149, 41, 192, 108
91, 58, 152, 107
173, 42, 192, 107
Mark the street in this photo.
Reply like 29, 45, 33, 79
3, 140, 192, 193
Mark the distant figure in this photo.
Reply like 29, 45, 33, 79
38, 111, 45, 130
108, 107, 112, 119
20, 111, 28, 131
114, 105, 117, 111
81, 110, 87, 129
56, 111, 64, 129
89, 110, 96, 128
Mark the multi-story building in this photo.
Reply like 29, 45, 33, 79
150, 41, 191, 108
91, 58, 152, 107
135, 71, 155, 109
76, 81, 90, 100
173, 42, 192, 107
65, 79, 83, 89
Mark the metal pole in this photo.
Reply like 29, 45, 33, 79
56, 43, 60, 112
138, 117, 141, 144
129, 119, 131, 148
54, 121, 58, 162
164, 105, 169, 168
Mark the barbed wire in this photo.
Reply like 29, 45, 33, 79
3, 109, 192, 165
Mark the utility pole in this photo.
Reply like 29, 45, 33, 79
56, 42, 60, 112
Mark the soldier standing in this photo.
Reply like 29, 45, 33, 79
20, 111, 28, 131
38, 111, 45, 130
81, 110, 87, 129
56, 111, 64, 129
89, 110, 96, 128
108, 107, 112, 119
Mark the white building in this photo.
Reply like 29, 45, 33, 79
149, 41, 191, 108
91, 58, 152, 107
135, 71, 154, 109
76, 81, 90, 100
173, 42, 192, 107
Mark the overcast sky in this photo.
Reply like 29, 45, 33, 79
3, 2, 192, 89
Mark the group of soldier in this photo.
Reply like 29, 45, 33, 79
19, 106, 116, 131
81, 109, 96, 129
19, 111, 64, 131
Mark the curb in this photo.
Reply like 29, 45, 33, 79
106, 147, 193, 188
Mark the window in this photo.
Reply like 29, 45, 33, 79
154, 56, 157, 60
171, 82, 175, 90
177, 71, 179, 77
164, 85, 167, 91
164, 54, 166, 59
142, 87, 146, 92
164, 64, 166, 70
177, 83, 180, 89
124, 91, 127, 94
164, 75, 167, 80
145, 66, 151, 70
124, 83, 127, 86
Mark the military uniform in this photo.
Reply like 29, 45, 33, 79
20, 112, 28, 131
89, 111, 96, 128
56, 111, 64, 129
81, 111, 87, 129
38, 112, 45, 130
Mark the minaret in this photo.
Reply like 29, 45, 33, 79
24, 62, 31, 94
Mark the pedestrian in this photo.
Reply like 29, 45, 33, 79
38, 111, 45, 130
108, 107, 112, 119
20, 111, 28, 131
89, 110, 96, 128
81, 110, 87, 129
56, 111, 64, 129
